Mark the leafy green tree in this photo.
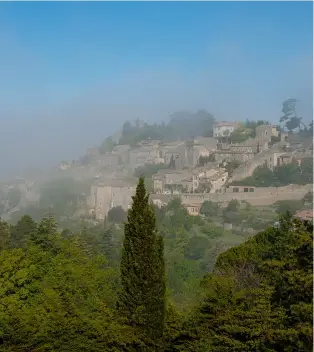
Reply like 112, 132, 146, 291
107, 206, 126, 223
0, 227, 136, 351
30, 215, 58, 251
275, 200, 304, 215
280, 98, 306, 132
169, 216, 313, 352
232, 159, 311, 187
0, 219, 10, 251
184, 236, 210, 260
200, 200, 219, 218
118, 178, 166, 344
10, 215, 37, 248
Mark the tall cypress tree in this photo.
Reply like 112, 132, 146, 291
118, 177, 166, 342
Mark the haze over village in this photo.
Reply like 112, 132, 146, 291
1, 108, 313, 226
0, 1, 313, 229
0, 2, 313, 350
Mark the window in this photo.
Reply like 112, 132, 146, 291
249, 188, 254, 192
233, 187, 239, 193
244, 188, 248, 192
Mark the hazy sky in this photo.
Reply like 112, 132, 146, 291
0, 1, 312, 179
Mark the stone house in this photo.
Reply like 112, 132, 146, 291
184, 203, 201, 216
208, 169, 228, 193
214, 138, 265, 164
196, 168, 228, 193
255, 124, 279, 142
89, 178, 136, 219
273, 153, 294, 168
213, 122, 239, 138
152, 169, 199, 194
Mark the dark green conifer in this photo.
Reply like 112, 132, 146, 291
118, 177, 166, 342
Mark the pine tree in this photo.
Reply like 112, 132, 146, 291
118, 177, 166, 343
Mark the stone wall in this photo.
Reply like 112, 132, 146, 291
150, 184, 312, 207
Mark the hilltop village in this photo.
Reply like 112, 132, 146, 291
85, 121, 312, 220
0, 114, 312, 225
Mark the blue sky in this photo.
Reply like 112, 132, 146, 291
0, 1, 312, 178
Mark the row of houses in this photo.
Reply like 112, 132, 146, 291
152, 166, 228, 195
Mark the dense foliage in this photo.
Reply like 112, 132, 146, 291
0, 178, 312, 351
168, 215, 313, 351
229, 120, 269, 143
232, 158, 313, 187
115, 110, 215, 147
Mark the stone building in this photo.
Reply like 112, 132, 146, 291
152, 169, 199, 194
185, 203, 201, 216
88, 178, 136, 219
213, 122, 239, 138
255, 124, 279, 142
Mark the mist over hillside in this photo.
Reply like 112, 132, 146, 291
0, 1, 312, 180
